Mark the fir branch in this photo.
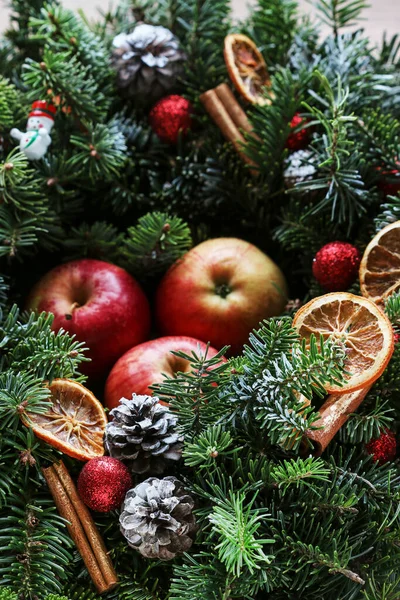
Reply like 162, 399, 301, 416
208, 491, 274, 577
151, 344, 230, 438
296, 73, 371, 230
69, 119, 127, 182
182, 425, 235, 468
338, 399, 394, 444
62, 221, 124, 262
313, 0, 369, 37
270, 457, 330, 492
384, 291, 400, 329
121, 211, 192, 278
0, 488, 73, 597
0, 371, 50, 432
374, 196, 400, 232
22, 47, 109, 122
246, 0, 298, 68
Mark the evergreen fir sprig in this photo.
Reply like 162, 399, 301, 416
0, 372, 51, 431
338, 399, 394, 444
270, 456, 330, 491
296, 73, 371, 229
208, 491, 274, 577
121, 211, 192, 278
246, 0, 298, 68
22, 48, 109, 122
374, 196, 400, 232
182, 425, 236, 468
384, 291, 400, 329
0, 489, 73, 596
313, 0, 369, 36
69, 120, 127, 182
0, 149, 46, 213
29, 3, 112, 86
152, 344, 231, 438
62, 221, 123, 262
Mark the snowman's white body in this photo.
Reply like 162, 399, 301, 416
11, 115, 54, 161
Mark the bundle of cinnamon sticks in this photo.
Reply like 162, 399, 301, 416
42, 461, 118, 594
200, 83, 258, 172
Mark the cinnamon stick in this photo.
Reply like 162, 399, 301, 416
42, 463, 118, 594
200, 88, 257, 171
214, 83, 254, 135
53, 461, 118, 590
306, 386, 372, 456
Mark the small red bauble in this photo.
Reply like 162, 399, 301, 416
286, 113, 310, 151
366, 429, 397, 465
149, 95, 193, 144
77, 456, 132, 512
312, 241, 361, 292
377, 168, 400, 197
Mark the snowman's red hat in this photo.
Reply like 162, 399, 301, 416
29, 101, 57, 120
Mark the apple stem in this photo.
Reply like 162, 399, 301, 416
65, 301, 80, 320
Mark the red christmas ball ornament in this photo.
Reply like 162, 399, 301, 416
377, 168, 400, 197
366, 429, 397, 465
149, 95, 193, 144
312, 241, 361, 292
286, 113, 311, 151
77, 456, 132, 512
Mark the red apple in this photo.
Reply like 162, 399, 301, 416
155, 238, 288, 354
26, 259, 151, 379
104, 336, 223, 410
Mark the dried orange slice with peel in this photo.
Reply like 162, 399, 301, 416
23, 379, 106, 461
293, 293, 394, 394
360, 221, 400, 305
224, 34, 271, 106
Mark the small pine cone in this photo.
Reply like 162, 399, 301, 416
120, 476, 197, 559
111, 24, 186, 104
105, 395, 183, 474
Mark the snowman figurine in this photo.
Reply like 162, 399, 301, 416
11, 101, 56, 161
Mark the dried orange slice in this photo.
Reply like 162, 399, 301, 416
293, 293, 394, 394
23, 379, 106, 461
359, 221, 400, 305
224, 34, 271, 105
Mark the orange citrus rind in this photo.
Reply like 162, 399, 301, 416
360, 220, 400, 305
22, 378, 107, 461
293, 292, 394, 394
224, 33, 271, 106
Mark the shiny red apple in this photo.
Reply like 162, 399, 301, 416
26, 259, 151, 379
104, 336, 223, 410
155, 238, 288, 354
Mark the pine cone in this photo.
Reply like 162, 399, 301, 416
111, 24, 186, 104
120, 476, 197, 559
105, 395, 183, 474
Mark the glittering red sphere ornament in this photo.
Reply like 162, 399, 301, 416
366, 429, 397, 465
149, 95, 193, 144
286, 113, 311, 151
77, 456, 132, 512
312, 241, 361, 292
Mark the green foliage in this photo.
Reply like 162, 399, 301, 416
0, 487, 73, 596
209, 491, 273, 577
122, 211, 192, 277
313, 0, 369, 36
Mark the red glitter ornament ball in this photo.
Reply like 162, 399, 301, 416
312, 241, 361, 292
366, 429, 397, 465
286, 113, 311, 151
149, 95, 193, 144
77, 456, 132, 512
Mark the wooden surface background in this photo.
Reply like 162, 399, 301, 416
0, 1, 398, 45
